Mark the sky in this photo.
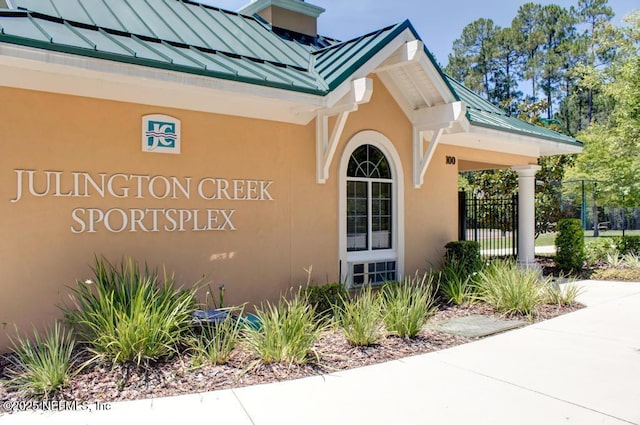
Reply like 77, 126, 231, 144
204, 0, 637, 66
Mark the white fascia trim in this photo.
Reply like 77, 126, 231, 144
238, 0, 325, 17
466, 124, 584, 156
323, 28, 417, 109
0, 43, 325, 124
5, 0, 15, 8
338, 130, 405, 288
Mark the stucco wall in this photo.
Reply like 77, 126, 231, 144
0, 77, 536, 351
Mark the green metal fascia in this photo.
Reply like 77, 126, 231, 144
0, 33, 328, 96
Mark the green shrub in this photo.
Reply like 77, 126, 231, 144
585, 238, 617, 266
476, 260, 546, 318
543, 281, 583, 306
189, 311, 243, 367
616, 236, 640, 256
243, 292, 322, 364
302, 283, 347, 319
444, 241, 483, 275
334, 285, 384, 346
555, 218, 586, 273
437, 263, 478, 305
381, 273, 437, 338
63, 257, 198, 366
5, 323, 76, 397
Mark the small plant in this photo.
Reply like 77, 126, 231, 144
63, 257, 198, 366
444, 241, 483, 275
334, 285, 384, 346
302, 282, 347, 319
189, 312, 243, 366
622, 253, 640, 269
476, 260, 546, 318
606, 252, 624, 268
438, 263, 477, 305
381, 273, 437, 338
543, 280, 583, 306
243, 292, 322, 364
4, 323, 76, 397
555, 218, 586, 273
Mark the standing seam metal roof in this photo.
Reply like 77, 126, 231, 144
445, 76, 582, 146
0, 0, 581, 147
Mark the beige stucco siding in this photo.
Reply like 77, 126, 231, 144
0, 77, 536, 351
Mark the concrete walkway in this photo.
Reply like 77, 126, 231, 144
3, 281, 640, 425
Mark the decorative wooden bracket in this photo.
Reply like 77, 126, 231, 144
412, 101, 465, 188
413, 127, 444, 188
316, 78, 373, 184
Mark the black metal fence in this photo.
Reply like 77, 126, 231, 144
459, 191, 518, 257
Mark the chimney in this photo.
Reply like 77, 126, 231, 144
238, 0, 325, 38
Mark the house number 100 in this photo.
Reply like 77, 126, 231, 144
445, 156, 456, 165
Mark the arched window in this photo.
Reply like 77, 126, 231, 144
346, 145, 393, 253
339, 131, 404, 288
343, 143, 398, 286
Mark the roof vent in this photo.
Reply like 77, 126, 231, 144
238, 0, 325, 37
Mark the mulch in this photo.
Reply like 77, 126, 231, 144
0, 301, 582, 410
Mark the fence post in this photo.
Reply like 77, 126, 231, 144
458, 191, 467, 241
513, 193, 519, 258
473, 194, 478, 242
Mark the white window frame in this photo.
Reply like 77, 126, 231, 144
338, 130, 404, 287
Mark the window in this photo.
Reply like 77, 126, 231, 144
346, 145, 392, 252
339, 131, 404, 288
351, 261, 397, 286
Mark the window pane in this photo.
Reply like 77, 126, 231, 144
372, 182, 392, 250
347, 145, 391, 179
347, 145, 368, 178
347, 181, 368, 251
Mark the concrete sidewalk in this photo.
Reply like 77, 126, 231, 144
3, 280, 640, 425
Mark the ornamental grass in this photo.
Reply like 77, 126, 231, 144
63, 257, 198, 366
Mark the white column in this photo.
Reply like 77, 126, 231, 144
512, 165, 541, 268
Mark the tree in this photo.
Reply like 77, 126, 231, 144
577, 0, 615, 125
569, 12, 640, 213
491, 27, 524, 114
446, 19, 500, 99
512, 3, 545, 101
538, 4, 577, 119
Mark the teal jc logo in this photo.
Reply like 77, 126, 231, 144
142, 115, 181, 154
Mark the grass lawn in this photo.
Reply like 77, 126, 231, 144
535, 230, 640, 247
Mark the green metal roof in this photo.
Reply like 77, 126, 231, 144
0, 0, 581, 148
446, 76, 583, 147
10, 0, 312, 68
314, 22, 407, 90
0, 9, 328, 94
